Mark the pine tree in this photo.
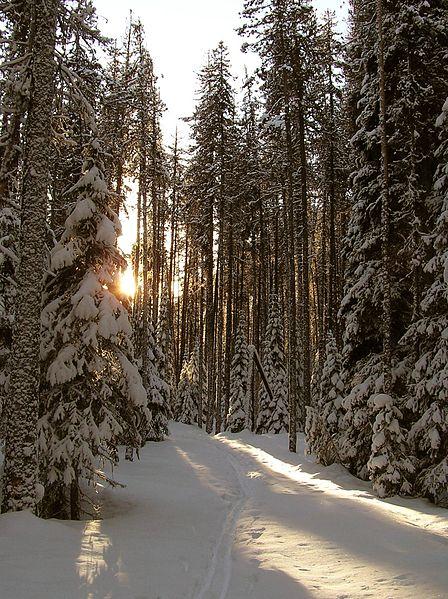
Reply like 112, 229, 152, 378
39, 139, 147, 518
188, 42, 238, 433
227, 316, 249, 433
257, 294, 288, 434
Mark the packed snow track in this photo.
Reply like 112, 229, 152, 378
1, 422, 448, 599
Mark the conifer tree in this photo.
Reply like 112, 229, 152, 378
176, 355, 198, 425
134, 313, 169, 443
156, 291, 174, 420
49, 0, 106, 235
367, 393, 414, 497
39, 138, 147, 518
227, 317, 249, 433
188, 42, 238, 433
0, 2, 29, 439
405, 96, 448, 506
257, 294, 288, 434
240, 0, 318, 450
100, 16, 135, 214
337, 0, 447, 487
175, 344, 206, 424
306, 331, 344, 465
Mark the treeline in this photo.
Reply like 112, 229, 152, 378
0, 0, 447, 522
165, 0, 448, 507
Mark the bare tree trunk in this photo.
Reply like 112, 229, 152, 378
2, 0, 58, 513
224, 224, 233, 428
282, 77, 298, 453
204, 203, 215, 432
376, 0, 392, 394
295, 57, 311, 431
198, 266, 205, 428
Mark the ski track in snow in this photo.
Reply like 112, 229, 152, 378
194, 440, 249, 599
1, 423, 448, 599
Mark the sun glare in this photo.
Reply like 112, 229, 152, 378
173, 277, 181, 299
119, 266, 136, 298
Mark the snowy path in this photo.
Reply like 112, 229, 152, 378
1, 422, 448, 599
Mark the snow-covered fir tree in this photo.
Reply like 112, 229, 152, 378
174, 344, 206, 425
336, 0, 448, 488
367, 393, 414, 497
134, 314, 170, 443
39, 138, 148, 518
306, 331, 344, 465
405, 96, 448, 506
256, 294, 288, 434
176, 355, 198, 425
156, 291, 174, 419
227, 316, 249, 433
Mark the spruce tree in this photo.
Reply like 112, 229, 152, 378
175, 344, 206, 425
176, 355, 198, 425
337, 0, 448, 488
367, 393, 414, 497
134, 314, 169, 443
156, 291, 175, 418
257, 294, 288, 434
306, 331, 344, 465
39, 139, 147, 518
227, 317, 249, 433
406, 96, 448, 506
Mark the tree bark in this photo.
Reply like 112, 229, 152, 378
2, 0, 58, 513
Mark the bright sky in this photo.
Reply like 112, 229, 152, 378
93, 0, 348, 267
94, 0, 348, 146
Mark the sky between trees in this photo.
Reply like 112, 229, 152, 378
94, 0, 347, 143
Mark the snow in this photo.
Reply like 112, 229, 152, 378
1, 422, 448, 598
370, 393, 393, 410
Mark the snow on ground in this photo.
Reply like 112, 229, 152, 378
1, 422, 448, 599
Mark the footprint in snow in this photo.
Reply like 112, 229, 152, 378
251, 528, 265, 539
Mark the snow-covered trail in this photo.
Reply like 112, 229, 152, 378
212, 432, 448, 598
1, 423, 448, 599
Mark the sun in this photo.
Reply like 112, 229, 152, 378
172, 277, 181, 299
119, 265, 136, 297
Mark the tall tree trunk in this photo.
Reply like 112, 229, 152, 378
204, 202, 215, 432
282, 73, 298, 453
294, 52, 311, 432
224, 224, 233, 428
2, 0, 58, 513
376, 0, 392, 394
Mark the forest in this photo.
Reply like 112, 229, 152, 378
1, 0, 448, 596
0, 0, 447, 572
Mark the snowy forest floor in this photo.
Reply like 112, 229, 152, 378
1, 423, 448, 599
